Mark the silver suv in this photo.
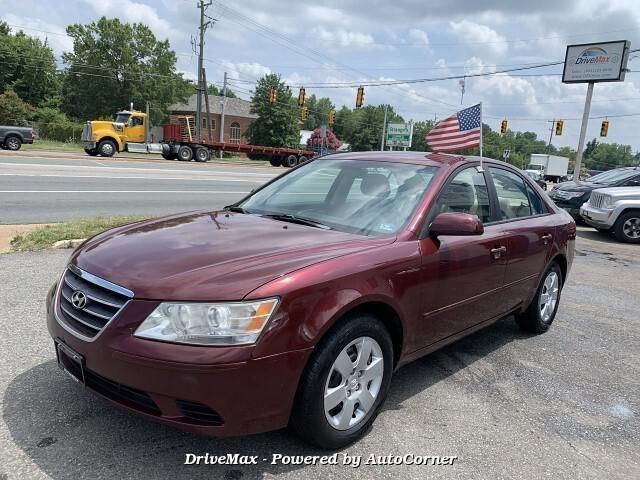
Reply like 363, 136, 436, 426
580, 187, 640, 243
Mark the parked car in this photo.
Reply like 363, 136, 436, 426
524, 170, 548, 190
0, 125, 35, 151
47, 152, 575, 449
548, 167, 640, 219
580, 187, 640, 243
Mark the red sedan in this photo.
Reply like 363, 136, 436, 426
47, 152, 576, 448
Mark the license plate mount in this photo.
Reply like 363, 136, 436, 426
55, 339, 86, 385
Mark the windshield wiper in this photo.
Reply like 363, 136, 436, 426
224, 205, 248, 214
263, 213, 332, 230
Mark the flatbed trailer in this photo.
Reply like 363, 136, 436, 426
161, 123, 316, 167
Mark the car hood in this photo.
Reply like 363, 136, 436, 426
71, 211, 394, 301
553, 180, 600, 193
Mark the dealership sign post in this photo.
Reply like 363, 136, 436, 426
563, 40, 631, 177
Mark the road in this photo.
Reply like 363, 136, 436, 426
0, 153, 280, 224
0, 229, 638, 480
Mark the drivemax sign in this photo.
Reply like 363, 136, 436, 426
562, 40, 630, 83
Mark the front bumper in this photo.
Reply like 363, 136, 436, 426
579, 204, 614, 230
46, 284, 312, 437
548, 194, 587, 219
82, 141, 97, 149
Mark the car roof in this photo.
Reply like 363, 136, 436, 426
320, 151, 512, 168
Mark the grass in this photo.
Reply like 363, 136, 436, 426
10, 216, 148, 251
22, 139, 84, 153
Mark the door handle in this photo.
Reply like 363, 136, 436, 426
490, 246, 507, 259
541, 234, 553, 245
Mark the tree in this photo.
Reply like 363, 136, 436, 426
307, 128, 342, 151
301, 94, 335, 130
0, 25, 58, 105
333, 105, 403, 151
584, 138, 599, 160
247, 73, 300, 147
0, 89, 35, 125
206, 84, 237, 98
410, 120, 435, 151
585, 143, 634, 170
61, 17, 192, 123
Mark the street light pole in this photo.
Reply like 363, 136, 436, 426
380, 104, 388, 151
574, 82, 595, 180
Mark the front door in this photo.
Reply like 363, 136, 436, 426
125, 114, 146, 143
417, 166, 509, 347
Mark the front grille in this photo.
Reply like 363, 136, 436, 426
58, 266, 131, 339
589, 191, 605, 208
85, 368, 161, 415
177, 400, 224, 426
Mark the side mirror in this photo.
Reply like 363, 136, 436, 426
430, 212, 484, 237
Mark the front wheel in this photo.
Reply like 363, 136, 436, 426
5, 136, 22, 151
98, 140, 116, 157
516, 263, 563, 333
290, 314, 393, 449
613, 210, 640, 244
0, 142, 7, 150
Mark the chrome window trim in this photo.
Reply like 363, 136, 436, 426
55, 265, 133, 343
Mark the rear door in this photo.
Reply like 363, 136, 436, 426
417, 165, 509, 346
486, 167, 555, 310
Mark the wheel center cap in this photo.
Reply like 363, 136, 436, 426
349, 377, 358, 390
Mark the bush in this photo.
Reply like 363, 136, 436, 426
33, 107, 84, 143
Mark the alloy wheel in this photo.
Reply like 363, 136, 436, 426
622, 217, 640, 239
539, 271, 559, 323
323, 336, 384, 431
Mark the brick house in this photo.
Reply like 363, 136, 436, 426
168, 95, 257, 144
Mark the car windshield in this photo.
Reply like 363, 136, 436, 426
588, 169, 638, 184
527, 164, 544, 171
238, 159, 439, 236
113, 113, 130, 124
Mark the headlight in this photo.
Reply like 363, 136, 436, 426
134, 298, 279, 346
564, 191, 586, 199
601, 195, 614, 209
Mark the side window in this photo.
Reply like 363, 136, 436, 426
526, 182, 546, 215
623, 175, 640, 187
436, 167, 491, 223
489, 167, 532, 220
131, 116, 144, 127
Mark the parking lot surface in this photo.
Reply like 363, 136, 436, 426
0, 227, 638, 480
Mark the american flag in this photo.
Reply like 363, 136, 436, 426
426, 104, 481, 152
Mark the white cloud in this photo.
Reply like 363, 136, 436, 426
408, 28, 430, 46
449, 20, 508, 56
312, 26, 375, 48
81, 0, 171, 36
2, 13, 73, 54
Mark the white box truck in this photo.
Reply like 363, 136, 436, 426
525, 154, 569, 183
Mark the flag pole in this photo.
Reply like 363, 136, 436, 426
479, 102, 484, 171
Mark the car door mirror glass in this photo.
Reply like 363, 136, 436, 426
430, 212, 484, 237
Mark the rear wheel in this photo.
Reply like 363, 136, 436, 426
283, 154, 298, 168
177, 145, 193, 161
613, 210, 640, 244
194, 147, 210, 162
269, 156, 282, 167
5, 136, 22, 151
515, 263, 562, 333
98, 140, 116, 157
161, 152, 177, 160
290, 314, 393, 449
299, 155, 308, 164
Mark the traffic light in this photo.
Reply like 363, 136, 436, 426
555, 120, 564, 136
328, 109, 336, 125
301, 106, 308, 121
500, 119, 508, 135
600, 120, 609, 137
297, 87, 305, 107
355, 86, 365, 108
269, 87, 277, 104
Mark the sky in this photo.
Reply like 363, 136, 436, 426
2, 0, 640, 152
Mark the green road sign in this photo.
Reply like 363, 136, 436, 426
386, 123, 412, 147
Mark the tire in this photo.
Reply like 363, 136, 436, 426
5, 136, 22, 151
299, 156, 308, 164
84, 148, 98, 156
540, 182, 547, 191
98, 140, 116, 157
177, 145, 193, 161
0, 142, 7, 150
613, 210, 640, 244
283, 154, 298, 168
289, 313, 393, 449
161, 152, 177, 160
515, 263, 563, 334
194, 147, 210, 162
269, 156, 282, 167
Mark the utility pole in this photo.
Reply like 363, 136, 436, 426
547, 119, 555, 153
195, 0, 213, 140
219, 71, 227, 150
380, 104, 388, 151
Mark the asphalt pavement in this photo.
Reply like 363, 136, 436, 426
0, 152, 280, 224
0, 228, 638, 480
